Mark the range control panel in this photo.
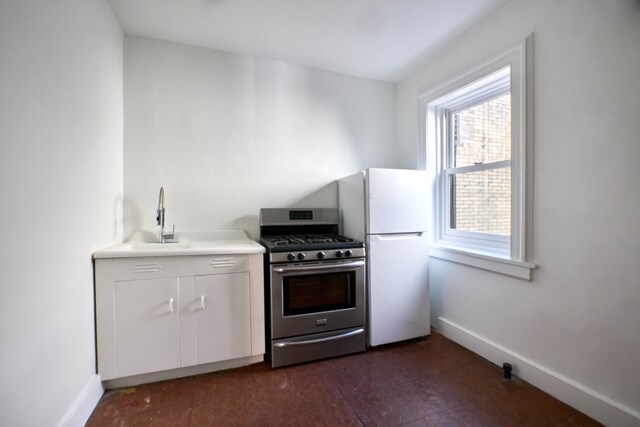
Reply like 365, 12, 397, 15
269, 247, 366, 263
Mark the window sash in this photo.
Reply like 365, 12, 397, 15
445, 159, 510, 175
441, 86, 512, 252
444, 162, 511, 247
434, 101, 513, 254
447, 93, 511, 169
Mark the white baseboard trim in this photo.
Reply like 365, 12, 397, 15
57, 374, 104, 427
102, 355, 264, 389
436, 317, 640, 427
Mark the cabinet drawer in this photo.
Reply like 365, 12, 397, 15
110, 254, 251, 281
113, 257, 188, 281
191, 254, 250, 275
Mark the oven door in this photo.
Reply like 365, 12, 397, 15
270, 259, 366, 339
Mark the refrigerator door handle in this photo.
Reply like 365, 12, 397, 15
371, 232, 426, 241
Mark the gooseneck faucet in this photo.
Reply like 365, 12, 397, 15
156, 187, 175, 243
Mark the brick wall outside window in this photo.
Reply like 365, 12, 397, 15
452, 94, 511, 235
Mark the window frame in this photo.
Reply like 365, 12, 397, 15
443, 77, 511, 254
418, 37, 535, 280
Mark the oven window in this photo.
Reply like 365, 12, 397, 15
283, 272, 356, 316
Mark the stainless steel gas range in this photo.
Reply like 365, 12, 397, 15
260, 208, 366, 368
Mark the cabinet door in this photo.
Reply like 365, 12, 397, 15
195, 273, 251, 364
114, 278, 181, 378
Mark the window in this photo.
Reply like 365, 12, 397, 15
443, 68, 512, 255
419, 37, 535, 280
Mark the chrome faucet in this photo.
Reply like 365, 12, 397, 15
156, 187, 175, 243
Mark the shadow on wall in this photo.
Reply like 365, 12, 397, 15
113, 193, 124, 241
229, 214, 260, 240
292, 181, 338, 208
122, 182, 341, 241
122, 195, 143, 241
230, 182, 339, 239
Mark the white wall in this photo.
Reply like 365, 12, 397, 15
396, 0, 640, 425
123, 36, 397, 239
0, 1, 123, 426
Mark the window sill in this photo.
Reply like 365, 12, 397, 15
429, 244, 536, 280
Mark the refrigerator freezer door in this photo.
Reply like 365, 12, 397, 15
367, 168, 428, 235
367, 232, 430, 346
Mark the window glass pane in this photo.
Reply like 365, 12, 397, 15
453, 93, 511, 167
449, 167, 511, 235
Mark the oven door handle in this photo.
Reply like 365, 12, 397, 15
273, 328, 365, 348
272, 259, 365, 274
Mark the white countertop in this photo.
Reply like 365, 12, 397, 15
93, 229, 265, 259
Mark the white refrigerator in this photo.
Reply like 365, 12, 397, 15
339, 168, 430, 346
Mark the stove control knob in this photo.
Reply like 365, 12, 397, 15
317, 251, 325, 259
297, 252, 306, 260
287, 253, 296, 261
335, 250, 344, 258
345, 250, 353, 257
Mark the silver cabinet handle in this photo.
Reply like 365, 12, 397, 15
273, 328, 364, 348
273, 260, 364, 274
169, 297, 174, 314
200, 295, 206, 311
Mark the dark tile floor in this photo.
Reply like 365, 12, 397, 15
87, 332, 602, 426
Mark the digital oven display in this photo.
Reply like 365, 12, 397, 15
289, 210, 313, 220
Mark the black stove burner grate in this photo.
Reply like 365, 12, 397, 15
262, 234, 354, 246
259, 208, 363, 253
260, 234, 362, 253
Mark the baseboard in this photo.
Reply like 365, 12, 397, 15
57, 374, 104, 427
102, 355, 264, 389
436, 317, 640, 427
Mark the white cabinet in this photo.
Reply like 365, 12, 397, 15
114, 278, 181, 377
95, 253, 264, 382
195, 273, 251, 364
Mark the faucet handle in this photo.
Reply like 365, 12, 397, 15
163, 224, 175, 240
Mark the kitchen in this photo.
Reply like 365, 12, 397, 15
2, 0, 640, 426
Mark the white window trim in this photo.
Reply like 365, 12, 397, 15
442, 79, 511, 256
418, 36, 535, 280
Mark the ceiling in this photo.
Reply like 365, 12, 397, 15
107, 0, 511, 82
